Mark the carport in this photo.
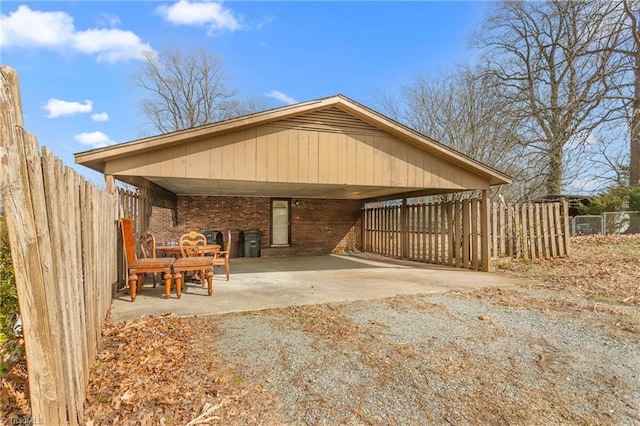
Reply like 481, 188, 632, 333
75, 95, 510, 272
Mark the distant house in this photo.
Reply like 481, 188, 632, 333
534, 194, 592, 217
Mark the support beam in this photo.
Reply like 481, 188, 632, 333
119, 176, 177, 209
105, 174, 116, 194
481, 189, 491, 272
364, 188, 467, 204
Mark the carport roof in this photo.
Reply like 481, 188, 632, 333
75, 94, 511, 201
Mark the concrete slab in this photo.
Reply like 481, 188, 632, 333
110, 254, 529, 322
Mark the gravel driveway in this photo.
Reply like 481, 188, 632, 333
204, 286, 639, 425
85, 284, 640, 425
77, 235, 640, 424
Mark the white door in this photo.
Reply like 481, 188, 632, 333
271, 199, 290, 246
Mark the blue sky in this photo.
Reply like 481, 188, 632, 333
1, 1, 490, 182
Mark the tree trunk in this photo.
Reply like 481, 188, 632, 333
631, 56, 640, 187
546, 142, 564, 194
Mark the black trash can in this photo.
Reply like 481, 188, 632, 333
223, 229, 242, 258
243, 230, 262, 258
202, 230, 223, 246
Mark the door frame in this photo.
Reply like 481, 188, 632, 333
270, 198, 291, 247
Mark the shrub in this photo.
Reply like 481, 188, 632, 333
1, 214, 21, 376
578, 185, 640, 215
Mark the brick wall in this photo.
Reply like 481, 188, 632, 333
290, 198, 361, 254
148, 196, 362, 255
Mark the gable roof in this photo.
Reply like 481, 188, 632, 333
75, 95, 510, 200
76, 95, 510, 184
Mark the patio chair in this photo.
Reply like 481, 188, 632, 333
212, 229, 231, 281
139, 231, 159, 288
120, 218, 174, 301
172, 231, 214, 298
179, 231, 208, 258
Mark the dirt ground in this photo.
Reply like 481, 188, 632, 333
2, 234, 639, 425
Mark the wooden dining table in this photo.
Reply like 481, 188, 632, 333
156, 244, 221, 258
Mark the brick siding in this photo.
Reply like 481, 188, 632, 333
149, 196, 362, 256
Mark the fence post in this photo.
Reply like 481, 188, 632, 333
401, 198, 408, 259
360, 209, 364, 251
562, 199, 571, 256
481, 190, 491, 271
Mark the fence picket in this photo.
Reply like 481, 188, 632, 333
562, 199, 571, 256
526, 203, 534, 259
534, 204, 543, 260
555, 203, 565, 257
548, 203, 558, 258
462, 200, 470, 268
499, 202, 506, 257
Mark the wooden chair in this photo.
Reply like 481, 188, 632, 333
120, 218, 174, 301
212, 229, 232, 281
172, 231, 214, 298
179, 231, 207, 258
139, 231, 158, 288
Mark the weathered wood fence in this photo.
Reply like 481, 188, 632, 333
362, 197, 490, 270
0, 67, 119, 423
362, 198, 570, 269
116, 186, 155, 289
490, 201, 570, 260
117, 186, 152, 236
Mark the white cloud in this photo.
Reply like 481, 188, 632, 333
96, 13, 121, 28
255, 15, 275, 31
0, 5, 153, 63
74, 131, 115, 148
157, 0, 242, 35
73, 28, 152, 63
42, 98, 93, 118
0, 6, 74, 48
91, 112, 109, 122
265, 90, 297, 105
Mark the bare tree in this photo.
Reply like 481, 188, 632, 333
232, 96, 275, 117
589, 135, 630, 189
476, 0, 627, 195
375, 66, 538, 202
134, 46, 239, 134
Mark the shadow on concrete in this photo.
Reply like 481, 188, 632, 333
227, 254, 401, 274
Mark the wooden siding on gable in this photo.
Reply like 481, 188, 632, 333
105, 110, 490, 191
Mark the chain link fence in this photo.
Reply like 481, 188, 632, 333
571, 211, 640, 236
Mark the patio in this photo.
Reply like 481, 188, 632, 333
110, 254, 528, 322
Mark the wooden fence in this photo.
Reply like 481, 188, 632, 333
0, 67, 119, 423
490, 201, 570, 260
117, 186, 152, 237
362, 197, 489, 270
115, 186, 156, 290
362, 198, 570, 269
